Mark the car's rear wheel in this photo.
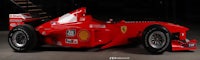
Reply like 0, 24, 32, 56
8, 24, 39, 52
142, 25, 170, 54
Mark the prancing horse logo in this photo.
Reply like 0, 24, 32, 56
121, 26, 127, 34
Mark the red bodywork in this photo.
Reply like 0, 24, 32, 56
9, 7, 197, 51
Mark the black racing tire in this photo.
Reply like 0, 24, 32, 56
142, 25, 170, 54
8, 24, 39, 52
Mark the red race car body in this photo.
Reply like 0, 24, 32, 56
8, 7, 197, 54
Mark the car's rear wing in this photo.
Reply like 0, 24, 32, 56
9, 13, 41, 30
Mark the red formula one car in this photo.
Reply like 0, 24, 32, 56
8, 7, 197, 54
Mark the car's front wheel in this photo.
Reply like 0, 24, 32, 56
8, 24, 39, 52
142, 25, 170, 54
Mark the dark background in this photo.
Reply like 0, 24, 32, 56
0, 0, 9, 30
0, 0, 200, 31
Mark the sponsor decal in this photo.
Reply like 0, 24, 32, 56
121, 26, 127, 34
189, 43, 195, 47
9, 14, 23, 18
9, 14, 32, 19
89, 24, 106, 28
66, 29, 76, 37
66, 39, 78, 44
78, 30, 89, 41
9, 20, 23, 22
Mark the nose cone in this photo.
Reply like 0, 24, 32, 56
167, 22, 189, 31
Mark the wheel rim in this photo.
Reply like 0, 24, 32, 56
12, 31, 27, 47
148, 31, 166, 49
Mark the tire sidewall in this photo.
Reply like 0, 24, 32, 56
143, 25, 170, 54
8, 25, 37, 52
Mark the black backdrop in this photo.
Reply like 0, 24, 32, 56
0, 0, 200, 30
0, 0, 9, 30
